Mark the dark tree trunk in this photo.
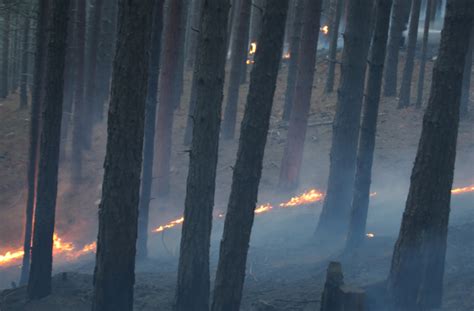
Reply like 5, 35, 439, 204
415, 0, 433, 109
19, 0, 49, 287
278, 0, 323, 191
185, 0, 203, 69
91, 0, 155, 309
11, 14, 20, 94
221, 0, 252, 140
172, 0, 190, 111
249, 0, 265, 43
1, 5, 11, 99
226, 0, 240, 54
315, 0, 373, 241
27, 0, 70, 299
154, 0, 185, 197
211, 2, 289, 310
383, 0, 411, 97
345, 0, 392, 251
136, 0, 165, 260
281, 0, 304, 121
398, 0, 422, 108
174, 1, 230, 309
71, 0, 87, 183
387, 1, 474, 309
460, 28, 473, 118
19, 9, 31, 109
324, 0, 344, 94
183, 66, 199, 146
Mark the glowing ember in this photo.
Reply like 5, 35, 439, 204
246, 59, 255, 65
370, 192, 377, 197
366, 232, 375, 239
321, 25, 329, 35
279, 189, 324, 208
152, 217, 185, 233
255, 203, 273, 214
249, 42, 257, 55
283, 52, 291, 59
451, 185, 474, 195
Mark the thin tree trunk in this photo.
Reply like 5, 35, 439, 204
11, 13, 20, 94
154, 0, 185, 197
415, 0, 433, 109
383, 0, 411, 97
387, 2, 474, 309
324, 0, 344, 94
183, 66, 199, 146
221, 0, 252, 140
174, 1, 230, 309
278, 0, 323, 191
172, 0, 190, 111
249, 0, 265, 43
212, 1, 289, 310
27, 0, 70, 299
71, 0, 87, 183
460, 28, 473, 118
19, 9, 31, 109
315, 0, 373, 241
91, 0, 155, 309
19, 0, 49, 287
185, 0, 203, 69
136, 0, 165, 260
345, 0, 392, 251
398, 0, 422, 108
1, 5, 11, 99
281, 0, 304, 121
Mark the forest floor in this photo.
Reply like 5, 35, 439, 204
0, 53, 473, 310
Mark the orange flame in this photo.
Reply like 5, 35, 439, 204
249, 42, 257, 55
0, 249, 24, 265
282, 52, 291, 60
255, 203, 273, 214
152, 217, 184, 233
321, 25, 329, 35
279, 189, 324, 208
451, 185, 474, 195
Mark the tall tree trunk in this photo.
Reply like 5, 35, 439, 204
281, 0, 304, 121
212, 1, 289, 310
185, 0, 203, 69
345, 0, 392, 251
0, 4, 11, 99
71, 0, 87, 183
398, 0, 422, 108
183, 63, 199, 146
136, 0, 165, 260
11, 13, 20, 94
91, 0, 155, 309
278, 0, 323, 191
324, 0, 344, 94
387, 1, 474, 309
154, 0, 185, 197
27, 0, 70, 299
315, 0, 373, 241
249, 0, 265, 44
460, 28, 473, 118
19, 9, 31, 109
415, 0, 433, 109
19, 0, 49, 287
221, 0, 252, 140
174, 1, 230, 310
383, 0, 411, 97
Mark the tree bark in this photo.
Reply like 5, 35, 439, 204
281, 0, 304, 121
174, 1, 230, 310
19, 0, 49, 287
383, 0, 411, 97
398, 0, 422, 108
221, 0, 252, 140
136, 0, 165, 260
172, 0, 190, 111
185, 0, 203, 69
278, 0, 323, 191
387, 1, 474, 309
0, 4, 11, 99
345, 0, 392, 251
324, 0, 344, 94
460, 27, 473, 118
27, 0, 70, 299
315, 0, 373, 241
154, 0, 185, 197
415, 0, 433, 109
19, 7, 31, 109
249, 0, 265, 44
91, 0, 155, 309
212, 2, 289, 310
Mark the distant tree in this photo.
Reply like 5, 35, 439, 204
212, 1, 289, 310
154, 0, 185, 197
315, 0, 373, 241
398, 0, 422, 108
383, 0, 411, 97
345, 0, 392, 251
172, 0, 190, 111
91, 0, 155, 309
387, 1, 474, 309
281, 0, 304, 121
324, 0, 344, 94
278, 0, 323, 191
71, 0, 87, 182
0, 2, 11, 99
415, 0, 433, 108
460, 28, 473, 118
136, 0, 165, 260
27, 0, 70, 299
19, 0, 49, 287
174, 0, 230, 309
185, 0, 203, 69
249, 0, 265, 44
19, 4, 31, 109
221, 0, 251, 140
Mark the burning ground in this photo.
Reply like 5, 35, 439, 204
0, 54, 473, 310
